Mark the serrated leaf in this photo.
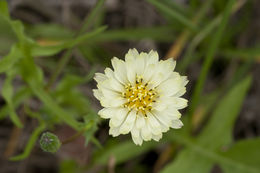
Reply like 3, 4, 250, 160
162, 75, 252, 173
221, 138, 260, 173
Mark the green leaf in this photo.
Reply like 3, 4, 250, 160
0, 44, 22, 74
162, 75, 252, 173
221, 138, 260, 173
188, 0, 236, 119
220, 47, 260, 60
146, 0, 197, 31
92, 27, 175, 42
1, 69, 23, 127
10, 123, 46, 161
0, 1, 9, 19
94, 140, 157, 165
197, 75, 252, 149
79, 0, 105, 33
0, 86, 31, 120
30, 26, 106, 57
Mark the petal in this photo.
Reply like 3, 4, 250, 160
146, 50, 159, 65
100, 87, 121, 99
146, 112, 161, 132
147, 112, 161, 131
104, 68, 115, 78
125, 59, 136, 85
136, 112, 145, 129
98, 107, 119, 119
142, 64, 156, 84
152, 133, 162, 142
148, 60, 177, 88
109, 126, 120, 137
93, 89, 103, 100
152, 110, 171, 128
161, 106, 181, 120
125, 48, 138, 62
107, 77, 125, 92
111, 57, 128, 84
119, 110, 137, 134
135, 53, 146, 76
94, 73, 107, 83
141, 120, 152, 141
131, 131, 143, 145
109, 109, 129, 127
171, 119, 183, 129
100, 97, 126, 107
157, 76, 182, 97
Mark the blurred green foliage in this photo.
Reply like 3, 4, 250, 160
0, 0, 260, 172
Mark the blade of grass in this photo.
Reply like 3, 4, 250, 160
79, 0, 105, 33
45, 0, 106, 90
92, 27, 175, 42
146, 0, 197, 31
178, 0, 247, 72
164, 0, 213, 59
188, 0, 236, 123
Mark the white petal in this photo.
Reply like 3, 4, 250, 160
141, 120, 152, 141
119, 110, 137, 134
175, 88, 186, 97
109, 109, 129, 127
171, 119, 183, 129
142, 64, 156, 84
152, 133, 162, 142
100, 87, 120, 99
109, 126, 120, 137
161, 97, 188, 110
147, 50, 159, 65
157, 76, 182, 97
146, 112, 161, 129
107, 77, 125, 92
135, 53, 146, 76
131, 131, 143, 145
152, 110, 171, 127
111, 57, 128, 84
125, 48, 138, 61
104, 68, 114, 78
93, 89, 103, 100
125, 59, 136, 85
94, 73, 107, 83
161, 106, 181, 120
100, 97, 126, 107
98, 107, 118, 119
148, 60, 177, 88
146, 114, 161, 136
136, 113, 145, 129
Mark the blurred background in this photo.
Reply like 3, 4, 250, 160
0, 0, 260, 173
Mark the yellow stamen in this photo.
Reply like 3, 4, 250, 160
122, 77, 157, 115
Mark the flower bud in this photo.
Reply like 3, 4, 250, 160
39, 132, 61, 153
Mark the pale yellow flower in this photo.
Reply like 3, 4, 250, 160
93, 49, 188, 145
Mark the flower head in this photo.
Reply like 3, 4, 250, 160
93, 49, 188, 145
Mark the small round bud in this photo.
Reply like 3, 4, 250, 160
39, 132, 61, 153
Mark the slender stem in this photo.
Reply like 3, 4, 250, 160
61, 121, 94, 145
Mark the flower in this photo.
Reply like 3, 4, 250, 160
93, 49, 188, 145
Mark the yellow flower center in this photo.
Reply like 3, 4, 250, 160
122, 77, 157, 116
